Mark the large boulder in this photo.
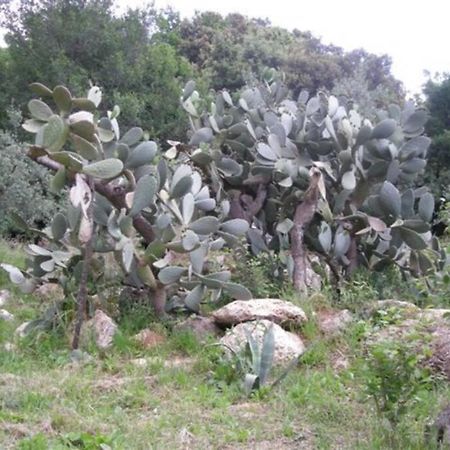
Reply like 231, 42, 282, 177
220, 319, 305, 365
213, 299, 307, 328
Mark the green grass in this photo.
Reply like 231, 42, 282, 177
1, 241, 450, 449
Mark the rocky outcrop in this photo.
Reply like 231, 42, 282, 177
213, 299, 307, 328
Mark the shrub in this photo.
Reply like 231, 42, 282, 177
0, 131, 62, 235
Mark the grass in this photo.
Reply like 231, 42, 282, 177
1, 240, 450, 449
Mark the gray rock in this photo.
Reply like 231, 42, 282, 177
317, 309, 353, 335
0, 289, 10, 307
363, 299, 420, 318
35, 283, 64, 299
0, 309, 14, 321
220, 319, 305, 365
15, 321, 31, 338
213, 299, 307, 328
173, 315, 221, 341
82, 310, 118, 350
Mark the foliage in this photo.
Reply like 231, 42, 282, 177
216, 322, 296, 396
0, 130, 62, 236
177, 12, 402, 100
1, 82, 251, 348
181, 76, 445, 291
0, 0, 192, 140
422, 74, 450, 198
363, 339, 434, 428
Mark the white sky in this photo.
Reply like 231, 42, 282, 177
2, 0, 449, 95
142, 0, 450, 96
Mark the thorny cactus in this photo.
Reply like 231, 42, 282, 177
1, 83, 251, 348
179, 75, 446, 291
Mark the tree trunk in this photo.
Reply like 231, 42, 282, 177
72, 177, 95, 350
289, 169, 322, 292
150, 282, 168, 318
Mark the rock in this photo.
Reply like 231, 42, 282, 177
83, 310, 117, 350
213, 299, 307, 328
131, 358, 148, 367
134, 329, 166, 349
0, 309, 14, 321
4, 342, 15, 352
362, 299, 420, 318
15, 321, 31, 338
317, 309, 353, 335
35, 283, 64, 299
173, 315, 221, 342
220, 319, 305, 365
0, 289, 10, 307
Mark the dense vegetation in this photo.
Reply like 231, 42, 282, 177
0, 1, 449, 448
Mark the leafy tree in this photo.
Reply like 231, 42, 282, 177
0, 0, 191, 140
423, 74, 450, 199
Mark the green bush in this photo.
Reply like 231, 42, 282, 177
0, 131, 62, 235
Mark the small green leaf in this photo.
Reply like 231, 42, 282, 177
53, 85, 72, 113
29, 82, 53, 97
82, 158, 124, 179
220, 219, 249, 236
51, 167, 67, 193
28, 99, 53, 121
371, 119, 396, 139
418, 193, 434, 222
0, 263, 25, 284
129, 174, 157, 217
71, 134, 99, 160
43, 115, 68, 152
51, 213, 68, 240
170, 176, 193, 199
158, 266, 187, 284
184, 285, 205, 312
189, 216, 220, 235
398, 227, 427, 250
121, 127, 143, 146
222, 282, 252, 300
125, 141, 158, 169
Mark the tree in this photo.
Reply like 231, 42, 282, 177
0, 0, 191, 140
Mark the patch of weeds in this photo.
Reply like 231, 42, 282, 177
361, 337, 436, 444
17, 433, 49, 450
168, 329, 202, 356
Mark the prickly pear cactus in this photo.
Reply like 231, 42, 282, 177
180, 76, 446, 287
1, 83, 251, 323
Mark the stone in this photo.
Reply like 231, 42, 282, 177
0, 309, 14, 321
15, 321, 31, 338
317, 309, 353, 335
134, 329, 166, 349
362, 299, 420, 318
213, 299, 307, 328
0, 289, 10, 307
83, 310, 117, 350
220, 319, 305, 365
35, 283, 64, 299
173, 315, 221, 342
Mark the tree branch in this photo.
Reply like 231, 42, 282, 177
33, 154, 155, 243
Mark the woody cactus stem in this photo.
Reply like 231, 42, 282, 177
72, 176, 95, 350
290, 169, 321, 292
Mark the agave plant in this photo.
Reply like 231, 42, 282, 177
1, 83, 251, 348
180, 75, 446, 291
